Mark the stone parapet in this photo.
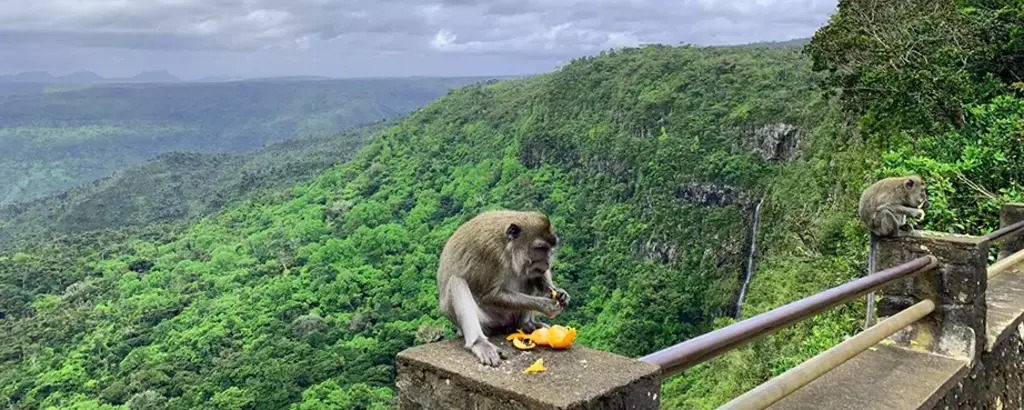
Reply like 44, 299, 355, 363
930, 264, 1024, 409
395, 336, 661, 410
998, 202, 1024, 260
875, 231, 988, 364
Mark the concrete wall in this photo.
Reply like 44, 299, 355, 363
931, 323, 1024, 409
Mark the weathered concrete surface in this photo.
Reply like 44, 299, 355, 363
925, 261, 1024, 409
997, 203, 1024, 260
395, 336, 661, 410
765, 344, 968, 410
986, 266, 1024, 352
773, 238, 1024, 410
875, 231, 988, 363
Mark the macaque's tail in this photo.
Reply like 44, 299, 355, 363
865, 234, 878, 329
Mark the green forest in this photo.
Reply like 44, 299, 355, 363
0, 77, 490, 205
0, 120, 394, 250
1, 0, 1023, 409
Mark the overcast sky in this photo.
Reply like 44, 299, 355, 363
0, 0, 838, 80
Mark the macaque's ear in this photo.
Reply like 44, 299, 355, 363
506, 223, 522, 241
904, 178, 915, 189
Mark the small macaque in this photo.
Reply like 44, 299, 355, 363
858, 175, 930, 238
858, 175, 930, 328
436, 210, 571, 366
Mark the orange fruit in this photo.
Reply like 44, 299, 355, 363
530, 327, 551, 346
547, 325, 577, 349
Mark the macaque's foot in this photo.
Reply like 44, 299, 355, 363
471, 339, 504, 366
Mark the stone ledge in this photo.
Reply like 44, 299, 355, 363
914, 230, 988, 246
765, 344, 968, 410
395, 336, 661, 410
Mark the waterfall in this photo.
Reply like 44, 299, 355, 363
735, 195, 765, 318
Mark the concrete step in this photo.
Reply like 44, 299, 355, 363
765, 344, 967, 410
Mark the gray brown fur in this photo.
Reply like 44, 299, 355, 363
436, 210, 570, 366
858, 176, 930, 238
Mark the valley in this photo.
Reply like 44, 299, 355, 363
0, 76, 493, 205
1, 1, 1022, 409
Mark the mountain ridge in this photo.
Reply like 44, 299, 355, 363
0, 69, 182, 84
0, 76, 495, 205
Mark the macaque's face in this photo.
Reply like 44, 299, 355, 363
904, 177, 930, 209
527, 237, 555, 274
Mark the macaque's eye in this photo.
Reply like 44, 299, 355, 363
534, 245, 550, 252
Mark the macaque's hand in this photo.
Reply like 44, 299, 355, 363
551, 287, 571, 307
916, 208, 926, 221
542, 298, 563, 319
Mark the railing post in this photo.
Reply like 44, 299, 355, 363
395, 336, 662, 410
874, 231, 988, 365
997, 203, 1024, 260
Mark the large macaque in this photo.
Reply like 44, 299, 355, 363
436, 210, 570, 366
857, 175, 930, 327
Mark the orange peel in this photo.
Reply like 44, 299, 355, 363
506, 330, 529, 341
523, 358, 546, 374
506, 325, 577, 350
547, 325, 577, 349
512, 337, 537, 350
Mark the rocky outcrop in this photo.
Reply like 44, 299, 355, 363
640, 237, 679, 265
675, 182, 744, 207
666, 183, 763, 270
734, 123, 802, 163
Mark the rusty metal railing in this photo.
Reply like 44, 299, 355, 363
988, 248, 1024, 279
980, 220, 1024, 243
717, 299, 936, 410
637, 255, 938, 379
981, 220, 1024, 279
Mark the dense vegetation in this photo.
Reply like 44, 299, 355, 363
0, 43, 822, 409
0, 77, 491, 205
0, 120, 393, 249
1, 1, 1022, 409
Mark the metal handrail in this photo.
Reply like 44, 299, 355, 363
716, 299, 936, 410
638, 255, 938, 379
988, 247, 1024, 279
980, 220, 1024, 243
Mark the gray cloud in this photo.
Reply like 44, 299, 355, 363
0, 0, 837, 78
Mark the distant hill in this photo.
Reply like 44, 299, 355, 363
718, 37, 812, 50
0, 69, 181, 98
123, 70, 180, 83
0, 69, 180, 84
0, 120, 392, 248
0, 76, 497, 205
